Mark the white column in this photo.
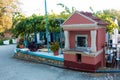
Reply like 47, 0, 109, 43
64, 31, 70, 50
112, 28, 118, 47
91, 30, 97, 52
36, 33, 40, 44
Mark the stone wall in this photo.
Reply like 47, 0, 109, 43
14, 52, 64, 67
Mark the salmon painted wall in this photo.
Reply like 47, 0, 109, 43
64, 54, 77, 62
69, 31, 91, 49
64, 13, 94, 25
64, 52, 104, 66
82, 53, 103, 65
96, 28, 106, 51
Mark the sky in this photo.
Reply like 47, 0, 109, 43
19, 0, 120, 16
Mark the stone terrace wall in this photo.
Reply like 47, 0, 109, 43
13, 52, 64, 67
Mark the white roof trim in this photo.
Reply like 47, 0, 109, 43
62, 11, 76, 25
62, 23, 97, 28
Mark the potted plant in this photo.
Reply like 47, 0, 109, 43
50, 42, 60, 56
28, 42, 38, 52
17, 38, 24, 48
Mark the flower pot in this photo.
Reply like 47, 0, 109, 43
53, 50, 59, 56
19, 44, 24, 48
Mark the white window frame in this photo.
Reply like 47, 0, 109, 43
75, 35, 88, 48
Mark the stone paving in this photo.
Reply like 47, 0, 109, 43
0, 44, 120, 80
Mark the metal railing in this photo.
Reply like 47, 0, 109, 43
105, 43, 120, 68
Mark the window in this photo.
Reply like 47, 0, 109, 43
77, 54, 81, 62
76, 35, 88, 48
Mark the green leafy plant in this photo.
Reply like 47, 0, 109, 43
28, 42, 38, 52
0, 40, 3, 45
50, 42, 60, 52
17, 38, 24, 48
9, 39, 13, 44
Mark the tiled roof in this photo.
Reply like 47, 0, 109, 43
80, 11, 108, 26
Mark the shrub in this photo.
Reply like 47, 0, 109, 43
0, 40, 3, 45
28, 42, 38, 51
50, 42, 60, 52
9, 39, 13, 44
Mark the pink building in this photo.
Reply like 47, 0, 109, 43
62, 11, 108, 72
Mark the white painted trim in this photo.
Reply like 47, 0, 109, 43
64, 31, 70, 50
90, 30, 97, 52
63, 49, 103, 57
62, 24, 97, 30
62, 11, 77, 25
62, 23, 97, 28
62, 24, 106, 30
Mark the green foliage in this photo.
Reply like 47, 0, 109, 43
50, 42, 60, 51
12, 3, 69, 38
0, 0, 20, 33
9, 39, 13, 44
18, 38, 24, 45
89, 8, 118, 34
56, 3, 75, 21
0, 40, 3, 45
103, 9, 120, 25
95, 11, 118, 33
28, 42, 38, 51
12, 12, 25, 28
101, 9, 120, 32
12, 15, 45, 37
57, 3, 76, 14
12, 13, 65, 37
48, 18, 64, 32
16, 38, 24, 48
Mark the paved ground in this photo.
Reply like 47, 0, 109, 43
0, 44, 120, 80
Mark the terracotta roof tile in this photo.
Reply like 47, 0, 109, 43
79, 11, 108, 26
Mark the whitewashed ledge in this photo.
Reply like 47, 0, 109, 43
15, 48, 64, 62
63, 49, 103, 57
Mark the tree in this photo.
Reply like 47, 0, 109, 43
12, 14, 45, 37
48, 18, 64, 32
95, 11, 118, 33
57, 3, 76, 14
90, 7, 118, 34
0, 0, 20, 33
57, 3, 76, 19
102, 9, 120, 25
12, 13, 65, 37
12, 12, 25, 28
